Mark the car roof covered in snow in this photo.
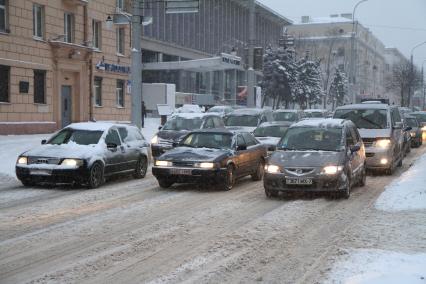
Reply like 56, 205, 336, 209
187, 128, 248, 135
65, 122, 121, 131
273, 109, 301, 113
227, 108, 267, 116
335, 103, 389, 110
290, 118, 347, 128
257, 121, 293, 128
170, 112, 220, 119
304, 109, 327, 113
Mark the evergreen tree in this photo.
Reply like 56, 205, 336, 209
328, 68, 348, 109
295, 57, 324, 109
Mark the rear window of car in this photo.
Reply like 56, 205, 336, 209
225, 115, 259, 127
163, 116, 203, 131
273, 112, 297, 122
253, 125, 288, 138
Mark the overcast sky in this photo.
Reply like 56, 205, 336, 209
259, 0, 426, 68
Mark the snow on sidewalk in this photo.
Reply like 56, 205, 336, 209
324, 249, 426, 284
0, 118, 161, 179
375, 152, 426, 212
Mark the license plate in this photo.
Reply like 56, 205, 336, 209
169, 168, 192, 175
30, 169, 52, 176
286, 178, 313, 185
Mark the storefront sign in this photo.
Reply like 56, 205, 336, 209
96, 61, 131, 74
221, 53, 241, 66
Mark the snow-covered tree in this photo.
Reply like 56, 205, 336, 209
328, 68, 348, 109
261, 46, 298, 109
295, 56, 324, 109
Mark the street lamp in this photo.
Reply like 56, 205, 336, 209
408, 41, 426, 107
349, 0, 368, 104
422, 59, 426, 109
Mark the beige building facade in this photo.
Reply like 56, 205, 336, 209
0, 0, 131, 134
288, 15, 388, 106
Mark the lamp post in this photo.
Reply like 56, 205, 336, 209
409, 41, 426, 107
422, 59, 426, 110
246, 0, 256, 107
349, 0, 368, 104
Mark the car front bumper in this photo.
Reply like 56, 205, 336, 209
16, 165, 90, 184
263, 172, 345, 193
152, 166, 228, 183
364, 147, 394, 169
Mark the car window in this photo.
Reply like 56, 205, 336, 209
213, 117, 224, 128
225, 115, 259, 127
118, 127, 128, 141
237, 135, 246, 147
204, 117, 215, 129
273, 112, 297, 122
346, 127, 355, 146
242, 133, 257, 146
124, 127, 144, 142
352, 126, 362, 143
334, 109, 388, 129
163, 116, 203, 131
278, 127, 344, 152
181, 132, 233, 149
48, 128, 103, 145
391, 108, 402, 126
105, 128, 121, 145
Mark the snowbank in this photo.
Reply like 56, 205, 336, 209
324, 249, 426, 284
375, 153, 426, 211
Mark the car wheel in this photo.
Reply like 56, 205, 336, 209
265, 187, 278, 198
157, 178, 174, 188
251, 160, 265, 181
341, 173, 351, 199
133, 156, 148, 179
88, 162, 104, 189
21, 179, 35, 187
359, 166, 367, 187
406, 144, 411, 154
222, 165, 235, 191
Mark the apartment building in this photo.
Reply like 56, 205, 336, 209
0, 0, 131, 134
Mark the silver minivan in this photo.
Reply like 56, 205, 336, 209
333, 102, 405, 174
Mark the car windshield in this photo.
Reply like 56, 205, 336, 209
181, 133, 233, 149
278, 127, 343, 152
411, 113, 426, 123
334, 109, 388, 129
225, 115, 259, 127
48, 128, 103, 145
405, 118, 418, 127
273, 112, 297, 122
162, 116, 203, 131
253, 125, 288, 138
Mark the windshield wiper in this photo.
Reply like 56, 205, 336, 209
359, 117, 384, 129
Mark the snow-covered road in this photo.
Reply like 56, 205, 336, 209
0, 137, 425, 283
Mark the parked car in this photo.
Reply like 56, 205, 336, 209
174, 104, 204, 113
152, 129, 267, 190
272, 109, 304, 123
151, 113, 225, 158
264, 119, 366, 199
404, 115, 423, 147
410, 111, 426, 141
15, 122, 150, 188
207, 105, 234, 117
304, 109, 330, 118
224, 108, 273, 132
333, 102, 405, 174
253, 122, 290, 151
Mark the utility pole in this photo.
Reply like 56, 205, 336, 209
131, 0, 143, 128
246, 0, 256, 107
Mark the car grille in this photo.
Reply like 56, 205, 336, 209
362, 138, 375, 147
285, 168, 315, 176
366, 153, 375, 158
172, 161, 195, 167
157, 138, 173, 147
28, 157, 61, 165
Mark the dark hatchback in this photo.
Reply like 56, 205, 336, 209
264, 119, 366, 199
16, 123, 150, 188
152, 129, 267, 190
151, 113, 225, 158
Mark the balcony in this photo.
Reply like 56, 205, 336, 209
62, 0, 88, 6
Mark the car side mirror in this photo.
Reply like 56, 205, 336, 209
237, 145, 247, 151
41, 139, 47, 145
158, 126, 162, 130
405, 126, 412, 132
350, 144, 361, 153
107, 143, 118, 151
172, 142, 179, 148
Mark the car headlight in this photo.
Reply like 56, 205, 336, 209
421, 126, 426, 132
155, 160, 172, 167
61, 159, 83, 167
17, 156, 28, 165
195, 162, 215, 169
265, 164, 280, 174
410, 132, 416, 137
151, 135, 158, 144
322, 165, 344, 175
374, 139, 391, 148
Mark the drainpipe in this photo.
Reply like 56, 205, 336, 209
83, 4, 88, 45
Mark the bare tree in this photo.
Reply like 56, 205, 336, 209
386, 62, 422, 107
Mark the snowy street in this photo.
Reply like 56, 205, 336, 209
0, 134, 425, 283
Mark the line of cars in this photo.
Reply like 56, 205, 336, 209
15, 103, 425, 200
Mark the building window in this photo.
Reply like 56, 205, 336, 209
116, 27, 125, 55
0, 0, 7, 33
0, 65, 9, 102
337, 47, 345, 57
94, 76, 102, 106
116, 80, 124, 107
33, 4, 44, 39
64, 12, 74, 43
92, 20, 101, 49
34, 70, 46, 104
116, 0, 124, 11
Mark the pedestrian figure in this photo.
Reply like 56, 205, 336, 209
142, 101, 147, 128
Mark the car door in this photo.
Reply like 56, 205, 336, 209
234, 134, 250, 176
242, 132, 262, 172
391, 108, 404, 158
118, 126, 139, 171
104, 127, 126, 174
349, 125, 364, 177
345, 127, 358, 179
